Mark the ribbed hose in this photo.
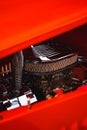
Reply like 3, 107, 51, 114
11, 51, 24, 93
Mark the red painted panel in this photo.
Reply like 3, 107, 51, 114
0, 0, 87, 58
0, 85, 87, 129
0, 1, 87, 129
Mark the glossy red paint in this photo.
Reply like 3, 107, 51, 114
0, 0, 87, 58
0, 0, 87, 129
0, 85, 87, 129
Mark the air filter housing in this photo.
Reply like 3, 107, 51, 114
24, 42, 78, 75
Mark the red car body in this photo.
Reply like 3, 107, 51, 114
0, 0, 87, 129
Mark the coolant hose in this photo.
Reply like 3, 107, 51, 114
11, 51, 24, 92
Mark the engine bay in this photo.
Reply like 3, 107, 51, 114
0, 36, 87, 112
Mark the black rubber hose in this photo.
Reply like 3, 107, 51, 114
11, 51, 24, 94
